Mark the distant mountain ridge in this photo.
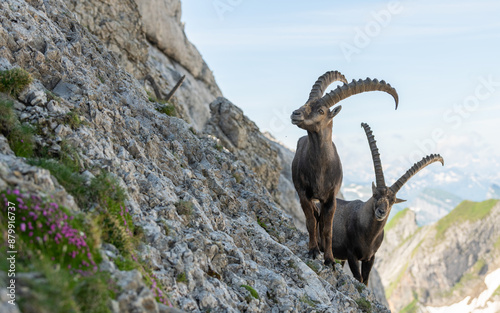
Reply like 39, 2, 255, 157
375, 199, 500, 312
342, 165, 500, 226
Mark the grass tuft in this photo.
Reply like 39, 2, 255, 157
0, 67, 33, 97
240, 284, 260, 300
0, 99, 35, 157
157, 104, 177, 117
355, 298, 372, 313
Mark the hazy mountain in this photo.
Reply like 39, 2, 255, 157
375, 200, 500, 313
342, 165, 499, 226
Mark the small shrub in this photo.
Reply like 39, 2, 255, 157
232, 173, 242, 184
176, 272, 187, 283
0, 99, 35, 157
355, 298, 372, 313
88, 171, 127, 209
29, 158, 88, 205
175, 200, 193, 216
240, 284, 259, 300
64, 111, 83, 130
45, 90, 61, 102
0, 67, 33, 96
299, 294, 318, 308
157, 104, 177, 117
73, 272, 114, 313
214, 144, 223, 151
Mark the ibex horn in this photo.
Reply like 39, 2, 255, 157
320, 78, 399, 109
361, 123, 385, 188
390, 154, 444, 194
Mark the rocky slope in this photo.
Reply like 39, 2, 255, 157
0, 0, 390, 312
65, 0, 221, 129
376, 201, 500, 312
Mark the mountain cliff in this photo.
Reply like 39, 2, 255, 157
376, 200, 500, 313
0, 0, 389, 312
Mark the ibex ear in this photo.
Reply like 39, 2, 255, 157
372, 182, 377, 194
329, 105, 342, 119
395, 198, 406, 204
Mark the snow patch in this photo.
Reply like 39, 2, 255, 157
426, 268, 500, 313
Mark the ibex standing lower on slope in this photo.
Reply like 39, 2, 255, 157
332, 123, 444, 284
291, 71, 399, 265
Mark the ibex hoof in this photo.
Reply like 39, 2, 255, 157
324, 257, 335, 268
307, 247, 320, 259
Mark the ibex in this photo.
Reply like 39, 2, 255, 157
291, 71, 399, 265
332, 123, 444, 284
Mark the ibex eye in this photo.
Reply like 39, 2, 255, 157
318, 109, 324, 115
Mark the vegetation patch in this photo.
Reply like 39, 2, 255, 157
355, 298, 372, 313
299, 294, 318, 308
0, 190, 112, 313
400, 297, 418, 313
0, 99, 35, 157
29, 158, 87, 204
157, 103, 177, 117
435, 199, 499, 241
0, 67, 32, 97
63, 111, 84, 129
306, 260, 320, 274
240, 284, 260, 300
385, 208, 410, 231
175, 200, 194, 217
176, 272, 187, 283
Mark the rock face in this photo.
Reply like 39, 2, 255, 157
204, 97, 281, 197
0, 0, 390, 312
376, 202, 500, 312
65, 0, 222, 130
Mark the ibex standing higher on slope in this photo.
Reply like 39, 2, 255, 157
291, 71, 399, 265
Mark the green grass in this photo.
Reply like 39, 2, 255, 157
64, 111, 84, 129
385, 208, 410, 231
385, 262, 409, 299
176, 272, 187, 283
299, 294, 318, 308
29, 158, 88, 204
0, 67, 32, 96
0, 99, 35, 157
355, 298, 372, 313
491, 285, 500, 299
400, 298, 418, 313
240, 284, 260, 300
306, 260, 320, 274
494, 236, 500, 250
157, 104, 177, 117
435, 199, 499, 240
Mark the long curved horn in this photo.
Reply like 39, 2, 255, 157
320, 78, 399, 109
361, 123, 385, 187
390, 154, 444, 194
308, 71, 348, 103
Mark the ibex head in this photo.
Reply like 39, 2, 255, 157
291, 71, 399, 132
361, 123, 444, 221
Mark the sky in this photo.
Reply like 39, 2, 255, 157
181, 0, 500, 187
